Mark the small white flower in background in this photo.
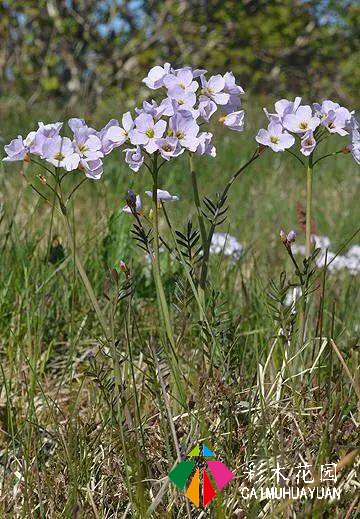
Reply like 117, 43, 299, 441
145, 189, 179, 202
284, 286, 302, 307
313, 235, 331, 250
292, 234, 360, 275
210, 232, 244, 261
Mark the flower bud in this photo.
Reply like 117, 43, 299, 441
126, 189, 137, 212
280, 230, 287, 243
287, 230, 297, 243
38, 174, 47, 185
119, 260, 129, 274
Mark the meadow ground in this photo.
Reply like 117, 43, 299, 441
0, 96, 359, 517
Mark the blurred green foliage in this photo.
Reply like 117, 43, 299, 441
0, 0, 359, 105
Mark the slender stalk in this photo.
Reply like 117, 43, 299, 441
189, 153, 207, 281
150, 154, 186, 406
55, 174, 110, 339
305, 155, 313, 258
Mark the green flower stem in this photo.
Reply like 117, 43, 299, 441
151, 154, 186, 406
189, 153, 208, 287
55, 173, 110, 340
305, 155, 313, 258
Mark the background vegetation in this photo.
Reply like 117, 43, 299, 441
1, 0, 359, 106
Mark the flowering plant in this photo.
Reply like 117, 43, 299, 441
256, 98, 358, 257
3, 64, 359, 402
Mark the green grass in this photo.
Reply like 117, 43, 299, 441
0, 98, 359, 518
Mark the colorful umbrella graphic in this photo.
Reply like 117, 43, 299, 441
168, 444, 234, 507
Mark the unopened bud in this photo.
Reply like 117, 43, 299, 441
119, 260, 129, 274
38, 174, 47, 185
341, 146, 350, 154
280, 230, 287, 243
287, 230, 297, 243
126, 189, 137, 211
218, 115, 226, 124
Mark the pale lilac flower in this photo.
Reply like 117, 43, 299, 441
145, 189, 179, 202
143, 63, 171, 89
82, 158, 103, 180
314, 100, 340, 115
98, 119, 120, 155
105, 112, 134, 146
130, 113, 166, 153
300, 130, 316, 156
23, 131, 38, 150
134, 100, 165, 120
37, 122, 63, 137
256, 122, 295, 152
68, 118, 88, 133
223, 72, 244, 96
160, 92, 197, 117
29, 122, 64, 155
313, 101, 352, 136
73, 129, 103, 160
223, 72, 244, 113
124, 146, 144, 172
283, 105, 320, 134
163, 68, 198, 95
200, 74, 230, 105
198, 98, 217, 121
264, 97, 302, 123
71, 126, 103, 177
222, 110, 245, 132
172, 66, 207, 78
346, 114, 359, 133
155, 137, 184, 160
168, 112, 199, 151
42, 136, 80, 171
3, 136, 28, 161
122, 194, 142, 215
195, 132, 216, 157
348, 129, 360, 164
323, 108, 352, 136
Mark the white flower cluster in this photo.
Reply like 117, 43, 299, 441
210, 232, 244, 261
292, 235, 360, 275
